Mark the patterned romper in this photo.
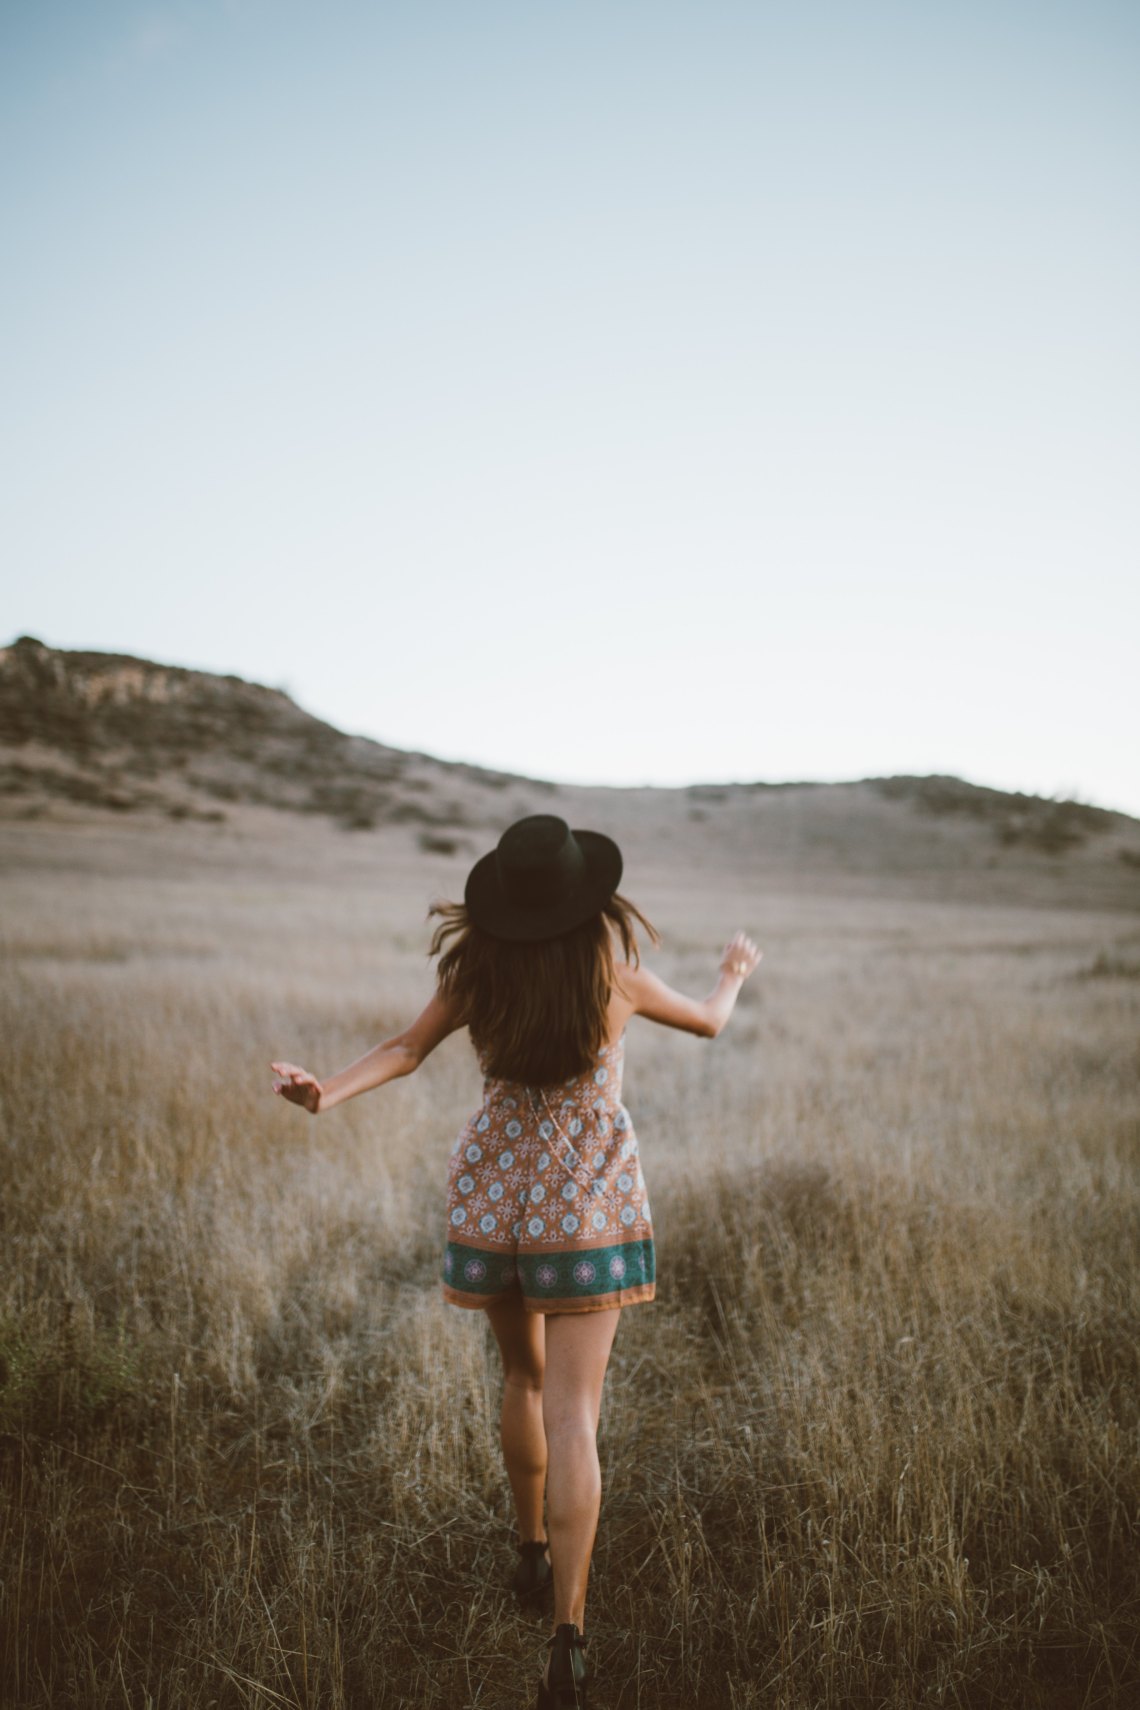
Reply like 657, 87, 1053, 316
442, 1029, 656, 1313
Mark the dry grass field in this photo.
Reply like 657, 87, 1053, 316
2, 803, 1138, 1709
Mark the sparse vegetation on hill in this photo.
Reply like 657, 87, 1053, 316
872, 773, 1117, 855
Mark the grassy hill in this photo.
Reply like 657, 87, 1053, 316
2, 634, 1138, 911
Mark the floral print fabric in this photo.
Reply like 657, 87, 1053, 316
442, 1030, 656, 1314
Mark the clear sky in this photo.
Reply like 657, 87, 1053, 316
3, 1, 1138, 813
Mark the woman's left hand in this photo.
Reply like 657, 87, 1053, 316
271, 1061, 323, 1114
719, 931, 763, 980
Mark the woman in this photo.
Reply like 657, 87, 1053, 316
271, 814, 761, 1708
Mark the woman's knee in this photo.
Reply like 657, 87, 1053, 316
541, 1400, 597, 1449
503, 1362, 545, 1395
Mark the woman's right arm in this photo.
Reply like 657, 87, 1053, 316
271, 988, 464, 1115
620, 931, 762, 1039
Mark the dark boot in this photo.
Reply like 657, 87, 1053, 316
510, 1538, 552, 1604
535, 1622, 588, 1708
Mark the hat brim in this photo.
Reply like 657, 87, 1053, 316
464, 829, 623, 942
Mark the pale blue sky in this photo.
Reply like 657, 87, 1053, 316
3, 1, 1138, 812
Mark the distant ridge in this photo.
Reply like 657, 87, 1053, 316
2, 638, 1138, 905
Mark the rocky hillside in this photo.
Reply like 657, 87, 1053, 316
0, 635, 523, 835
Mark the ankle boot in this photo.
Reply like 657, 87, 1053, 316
535, 1622, 588, 1709
510, 1538, 552, 1603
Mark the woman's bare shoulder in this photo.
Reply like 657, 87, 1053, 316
609, 960, 651, 1018
611, 959, 647, 996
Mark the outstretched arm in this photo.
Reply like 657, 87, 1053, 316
619, 931, 762, 1039
271, 989, 463, 1115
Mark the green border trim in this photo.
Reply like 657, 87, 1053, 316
444, 1238, 655, 1300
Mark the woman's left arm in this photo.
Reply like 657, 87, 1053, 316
271, 989, 463, 1115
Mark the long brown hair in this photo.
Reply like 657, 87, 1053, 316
428, 893, 660, 1086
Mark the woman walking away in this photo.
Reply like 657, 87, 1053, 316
271, 814, 761, 1708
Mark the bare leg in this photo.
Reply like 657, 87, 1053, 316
485, 1296, 547, 1544
542, 1307, 621, 1636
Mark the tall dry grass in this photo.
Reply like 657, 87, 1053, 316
1, 821, 1138, 1707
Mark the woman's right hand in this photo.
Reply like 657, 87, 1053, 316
719, 931, 762, 980
271, 1061, 323, 1114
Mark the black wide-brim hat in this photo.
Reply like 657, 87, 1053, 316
465, 814, 623, 942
